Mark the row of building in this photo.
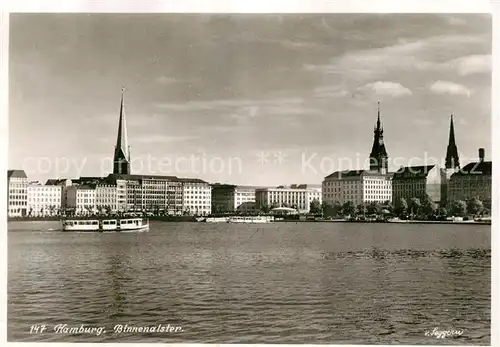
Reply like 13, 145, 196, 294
321, 104, 492, 210
8, 92, 491, 217
6, 170, 323, 217
7, 91, 323, 217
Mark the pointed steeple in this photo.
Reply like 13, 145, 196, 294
369, 102, 389, 173
113, 88, 131, 175
444, 114, 460, 169
376, 101, 381, 129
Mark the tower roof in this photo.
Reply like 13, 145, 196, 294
369, 102, 388, 172
445, 114, 460, 169
115, 88, 130, 161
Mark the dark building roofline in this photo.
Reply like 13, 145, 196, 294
107, 173, 179, 181
45, 179, 67, 185
325, 169, 393, 180
392, 165, 436, 178
325, 170, 366, 179
451, 161, 492, 176
235, 185, 261, 190
77, 185, 96, 190
177, 178, 209, 184
211, 183, 237, 189
7, 169, 27, 179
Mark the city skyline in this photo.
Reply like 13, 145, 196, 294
9, 14, 492, 185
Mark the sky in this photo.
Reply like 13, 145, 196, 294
8, 14, 492, 186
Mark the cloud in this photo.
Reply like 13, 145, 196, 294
228, 106, 260, 122
155, 76, 179, 85
135, 135, 195, 144
155, 97, 304, 112
429, 80, 473, 97
358, 81, 412, 98
446, 54, 491, 76
313, 81, 411, 100
232, 31, 327, 51
303, 34, 488, 81
447, 16, 467, 26
264, 105, 324, 116
313, 86, 350, 98
413, 54, 492, 76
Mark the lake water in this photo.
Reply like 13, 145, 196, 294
8, 221, 490, 344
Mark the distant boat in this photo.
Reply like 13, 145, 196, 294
195, 217, 206, 222
205, 217, 230, 223
62, 217, 149, 232
228, 216, 274, 224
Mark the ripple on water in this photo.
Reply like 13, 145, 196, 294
8, 221, 490, 344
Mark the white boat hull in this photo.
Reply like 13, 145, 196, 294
205, 217, 229, 223
62, 218, 149, 232
228, 216, 274, 223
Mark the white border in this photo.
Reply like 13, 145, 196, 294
1, 1, 497, 347
3, 0, 494, 14
491, 2, 499, 347
0, 9, 8, 347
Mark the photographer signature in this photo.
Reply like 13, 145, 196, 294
425, 327, 463, 339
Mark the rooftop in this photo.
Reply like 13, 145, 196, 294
177, 177, 209, 184
45, 178, 69, 185
107, 173, 179, 182
452, 161, 492, 176
7, 170, 27, 179
75, 185, 95, 190
392, 165, 436, 179
325, 169, 392, 180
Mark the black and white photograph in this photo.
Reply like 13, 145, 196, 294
4, 3, 496, 345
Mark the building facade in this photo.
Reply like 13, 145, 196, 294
255, 185, 323, 213
211, 184, 236, 213
392, 165, 442, 204
447, 148, 492, 208
302, 184, 322, 206
95, 184, 118, 213
322, 170, 393, 206
141, 177, 168, 213
166, 179, 183, 215
46, 178, 73, 212
7, 170, 28, 217
234, 186, 257, 211
211, 184, 258, 213
180, 178, 212, 215
106, 174, 184, 214
27, 182, 62, 216
66, 185, 97, 215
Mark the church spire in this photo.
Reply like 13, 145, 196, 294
113, 88, 131, 175
444, 114, 460, 169
369, 102, 388, 173
377, 101, 381, 129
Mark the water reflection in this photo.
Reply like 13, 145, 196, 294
105, 253, 128, 318
8, 222, 491, 344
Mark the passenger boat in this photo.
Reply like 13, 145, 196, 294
61, 217, 149, 232
205, 216, 230, 223
228, 216, 274, 223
